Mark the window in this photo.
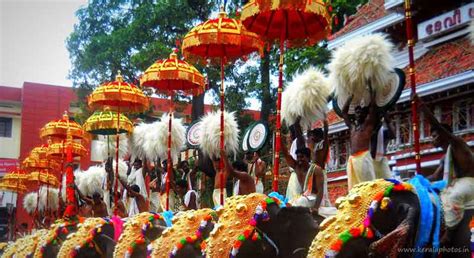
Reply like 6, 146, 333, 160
0, 118, 12, 137
398, 114, 412, 145
453, 100, 472, 132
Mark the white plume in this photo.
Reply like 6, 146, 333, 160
23, 192, 38, 214
282, 67, 332, 129
131, 123, 152, 162
82, 165, 106, 197
469, 20, 474, 45
329, 33, 394, 107
62, 168, 86, 202
199, 110, 240, 159
96, 134, 130, 160
143, 114, 186, 161
38, 186, 59, 212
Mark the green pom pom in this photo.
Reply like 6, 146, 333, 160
265, 198, 274, 204
180, 239, 186, 245
52, 240, 57, 245
339, 230, 352, 243
238, 235, 246, 242
131, 242, 137, 248
384, 185, 394, 197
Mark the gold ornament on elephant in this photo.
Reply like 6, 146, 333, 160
58, 217, 111, 257
307, 179, 394, 257
150, 208, 217, 257
204, 193, 269, 257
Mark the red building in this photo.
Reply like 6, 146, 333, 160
324, 0, 474, 203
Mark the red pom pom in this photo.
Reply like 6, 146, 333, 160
393, 184, 405, 191
176, 243, 183, 249
186, 236, 193, 243
349, 228, 361, 237
328, 5, 333, 12
374, 192, 384, 202
233, 241, 242, 249
243, 229, 252, 238
331, 239, 343, 252
334, 16, 339, 26
366, 228, 374, 239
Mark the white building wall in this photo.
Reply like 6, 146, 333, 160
0, 113, 21, 159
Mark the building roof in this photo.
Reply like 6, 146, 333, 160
404, 37, 473, 87
0, 86, 22, 102
329, 0, 388, 40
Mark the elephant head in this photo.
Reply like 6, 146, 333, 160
57, 217, 115, 258
308, 179, 422, 258
204, 193, 319, 258
151, 208, 217, 258
114, 212, 167, 258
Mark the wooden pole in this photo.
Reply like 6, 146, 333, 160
404, 0, 421, 173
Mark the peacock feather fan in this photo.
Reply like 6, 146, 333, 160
199, 110, 240, 159
282, 67, 332, 129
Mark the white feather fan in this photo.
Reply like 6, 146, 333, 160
82, 165, 105, 197
23, 192, 38, 214
38, 186, 59, 212
469, 20, 474, 45
329, 33, 394, 107
282, 67, 332, 128
131, 123, 152, 162
199, 110, 240, 159
96, 134, 130, 160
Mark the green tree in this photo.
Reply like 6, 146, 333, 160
67, 0, 214, 122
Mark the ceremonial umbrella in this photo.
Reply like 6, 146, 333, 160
88, 72, 149, 213
41, 113, 87, 217
141, 49, 205, 210
0, 169, 27, 193
241, 0, 332, 191
182, 8, 263, 205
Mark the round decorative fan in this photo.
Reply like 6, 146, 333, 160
247, 121, 269, 152
186, 121, 203, 149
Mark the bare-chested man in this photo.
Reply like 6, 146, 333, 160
118, 177, 147, 215
342, 85, 378, 189
413, 94, 474, 256
282, 121, 324, 212
75, 186, 108, 217
307, 119, 329, 168
220, 149, 256, 196
244, 151, 266, 193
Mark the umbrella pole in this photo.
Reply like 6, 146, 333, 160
114, 106, 120, 215
404, 0, 421, 173
166, 93, 174, 211
273, 40, 285, 192
219, 58, 225, 206
64, 135, 76, 217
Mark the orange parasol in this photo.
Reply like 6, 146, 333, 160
182, 8, 263, 205
40, 112, 86, 142
241, 0, 332, 191
141, 49, 205, 210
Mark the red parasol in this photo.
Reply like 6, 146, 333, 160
241, 0, 331, 191
88, 72, 149, 215
141, 49, 205, 210
182, 8, 263, 205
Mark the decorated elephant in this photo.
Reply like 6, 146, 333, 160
113, 212, 168, 258
57, 217, 115, 258
200, 193, 318, 258
149, 208, 217, 258
33, 217, 80, 258
0, 229, 47, 258
306, 177, 472, 258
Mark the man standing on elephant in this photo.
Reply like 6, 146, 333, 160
341, 85, 378, 189
245, 151, 266, 193
282, 120, 324, 214
414, 94, 474, 257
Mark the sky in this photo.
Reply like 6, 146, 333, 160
0, 0, 261, 109
0, 0, 87, 88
